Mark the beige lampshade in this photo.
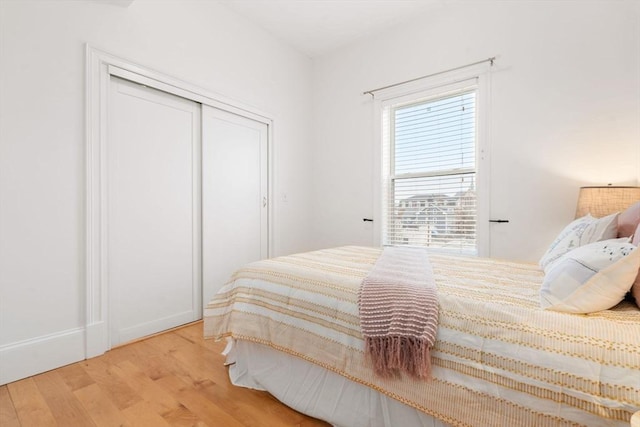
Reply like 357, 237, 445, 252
575, 186, 640, 218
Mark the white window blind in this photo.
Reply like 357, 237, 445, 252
383, 89, 477, 253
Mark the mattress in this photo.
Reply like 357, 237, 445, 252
204, 246, 640, 426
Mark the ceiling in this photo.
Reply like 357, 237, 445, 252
217, 0, 450, 58
100, 0, 452, 58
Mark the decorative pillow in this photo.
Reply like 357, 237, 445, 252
540, 238, 640, 314
631, 223, 640, 308
539, 212, 619, 273
618, 201, 640, 238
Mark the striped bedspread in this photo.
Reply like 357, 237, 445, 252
203, 246, 640, 427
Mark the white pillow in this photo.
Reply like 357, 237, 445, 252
540, 238, 640, 313
539, 212, 619, 273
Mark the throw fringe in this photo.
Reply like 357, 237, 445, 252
365, 335, 432, 379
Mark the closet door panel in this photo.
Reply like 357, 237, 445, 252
108, 77, 201, 346
202, 105, 268, 305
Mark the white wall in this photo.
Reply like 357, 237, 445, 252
0, 0, 313, 384
310, 0, 640, 262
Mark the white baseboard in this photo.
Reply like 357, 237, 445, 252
0, 327, 85, 386
85, 321, 108, 358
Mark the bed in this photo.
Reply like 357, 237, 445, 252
203, 246, 640, 427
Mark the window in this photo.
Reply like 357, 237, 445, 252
381, 86, 480, 254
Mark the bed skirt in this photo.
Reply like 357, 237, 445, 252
225, 338, 451, 427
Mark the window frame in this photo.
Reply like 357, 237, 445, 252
372, 67, 491, 256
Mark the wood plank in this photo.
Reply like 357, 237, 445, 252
80, 356, 142, 410
32, 370, 96, 426
74, 382, 130, 427
196, 379, 263, 426
143, 331, 212, 385
122, 401, 172, 427
120, 337, 195, 383
161, 402, 207, 427
111, 360, 181, 416
159, 340, 219, 385
155, 374, 246, 427
56, 362, 95, 392
0, 385, 20, 427
145, 329, 195, 353
6, 378, 57, 427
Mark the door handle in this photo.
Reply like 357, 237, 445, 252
263, 196, 267, 208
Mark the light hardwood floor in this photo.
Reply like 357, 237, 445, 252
0, 322, 331, 426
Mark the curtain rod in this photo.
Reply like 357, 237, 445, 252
363, 56, 496, 98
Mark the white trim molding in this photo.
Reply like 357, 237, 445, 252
85, 45, 274, 357
0, 327, 85, 385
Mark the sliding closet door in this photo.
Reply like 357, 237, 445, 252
108, 77, 202, 347
202, 105, 268, 305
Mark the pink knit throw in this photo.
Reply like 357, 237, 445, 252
358, 246, 439, 379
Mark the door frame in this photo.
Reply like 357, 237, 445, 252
85, 45, 274, 357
